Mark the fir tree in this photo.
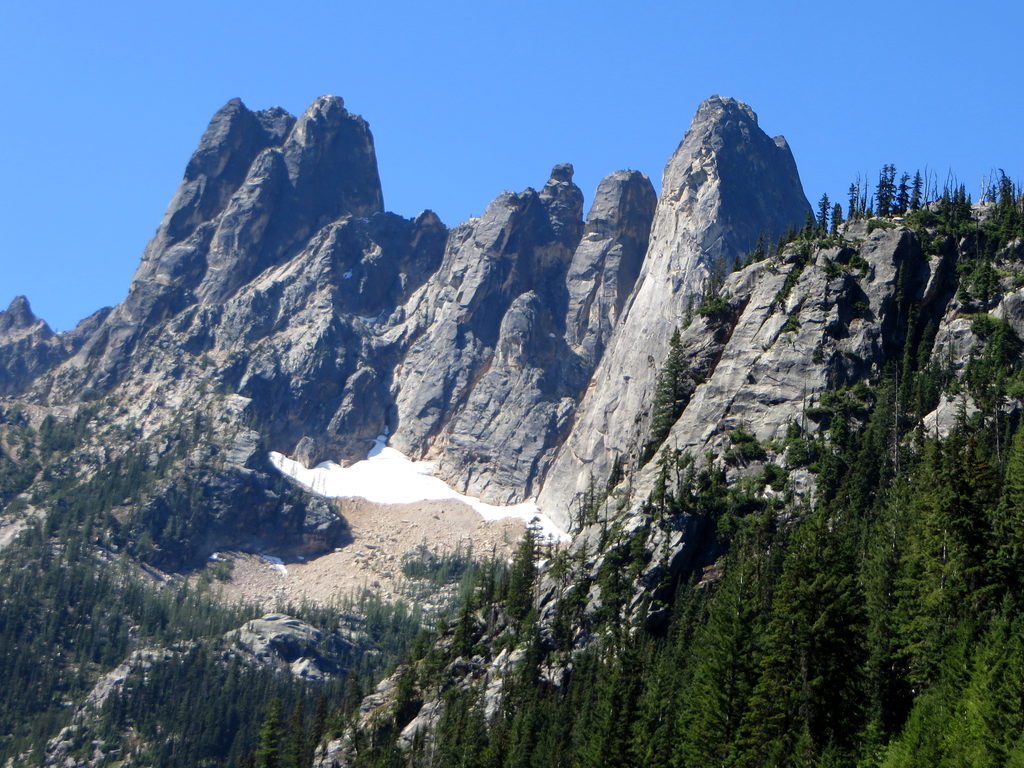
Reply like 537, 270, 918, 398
992, 427, 1024, 597
876, 164, 897, 217
255, 699, 282, 768
746, 234, 767, 266
896, 172, 911, 214
674, 555, 765, 768
506, 524, 539, 623
894, 438, 995, 689
281, 700, 305, 768
817, 193, 831, 234
831, 203, 843, 235
734, 509, 867, 767
645, 329, 690, 458
910, 171, 923, 211
848, 182, 860, 221
803, 210, 817, 238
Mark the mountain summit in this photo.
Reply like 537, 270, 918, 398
3, 95, 810, 530
538, 95, 810, 522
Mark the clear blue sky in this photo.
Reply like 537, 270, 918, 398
1, 0, 1021, 331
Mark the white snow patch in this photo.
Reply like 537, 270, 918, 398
269, 435, 568, 542
260, 554, 288, 576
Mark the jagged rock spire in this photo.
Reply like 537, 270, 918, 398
538, 96, 811, 525
71, 95, 387, 391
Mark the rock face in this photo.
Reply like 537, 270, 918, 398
538, 96, 811, 525
0, 296, 69, 395
226, 613, 347, 680
68, 95, 384, 395
625, 224, 950, 503
389, 165, 657, 501
564, 171, 659, 367
194, 207, 447, 466
0, 93, 811, 563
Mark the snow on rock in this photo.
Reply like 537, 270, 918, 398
269, 435, 569, 542
260, 554, 289, 576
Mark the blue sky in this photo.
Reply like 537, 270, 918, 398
1, 0, 1021, 331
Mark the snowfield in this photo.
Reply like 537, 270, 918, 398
268, 435, 569, 542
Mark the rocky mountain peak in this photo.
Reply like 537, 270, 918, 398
564, 170, 657, 363
135, 93, 381, 302
548, 162, 575, 183
692, 93, 758, 128
537, 96, 810, 525
62, 95, 389, 393
281, 94, 383, 220
0, 295, 65, 395
539, 163, 584, 241
387, 163, 654, 503
162, 97, 296, 250
0, 295, 44, 336
661, 95, 806, 261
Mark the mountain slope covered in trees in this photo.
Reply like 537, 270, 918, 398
318, 177, 1024, 768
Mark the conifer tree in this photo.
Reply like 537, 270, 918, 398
674, 556, 764, 768
876, 164, 897, 217
817, 193, 831, 233
993, 172, 1023, 247
631, 645, 681, 768
992, 427, 1024, 597
576, 643, 646, 768
255, 699, 282, 768
910, 171, 923, 210
506, 524, 539, 623
848, 182, 860, 221
282, 700, 305, 768
861, 488, 913, 741
894, 438, 995, 688
647, 329, 690, 456
803, 210, 817, 237
896, 172, 911, 214
747, 234, 767, 265
733, 510, 866, 767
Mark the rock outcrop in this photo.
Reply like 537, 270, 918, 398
226, 613, 347, 680
67, 95, 384, 395
0, 296, 70, 395
626, 223, 951, 504
538, 96, 811, 525
389, 165, 657, 502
